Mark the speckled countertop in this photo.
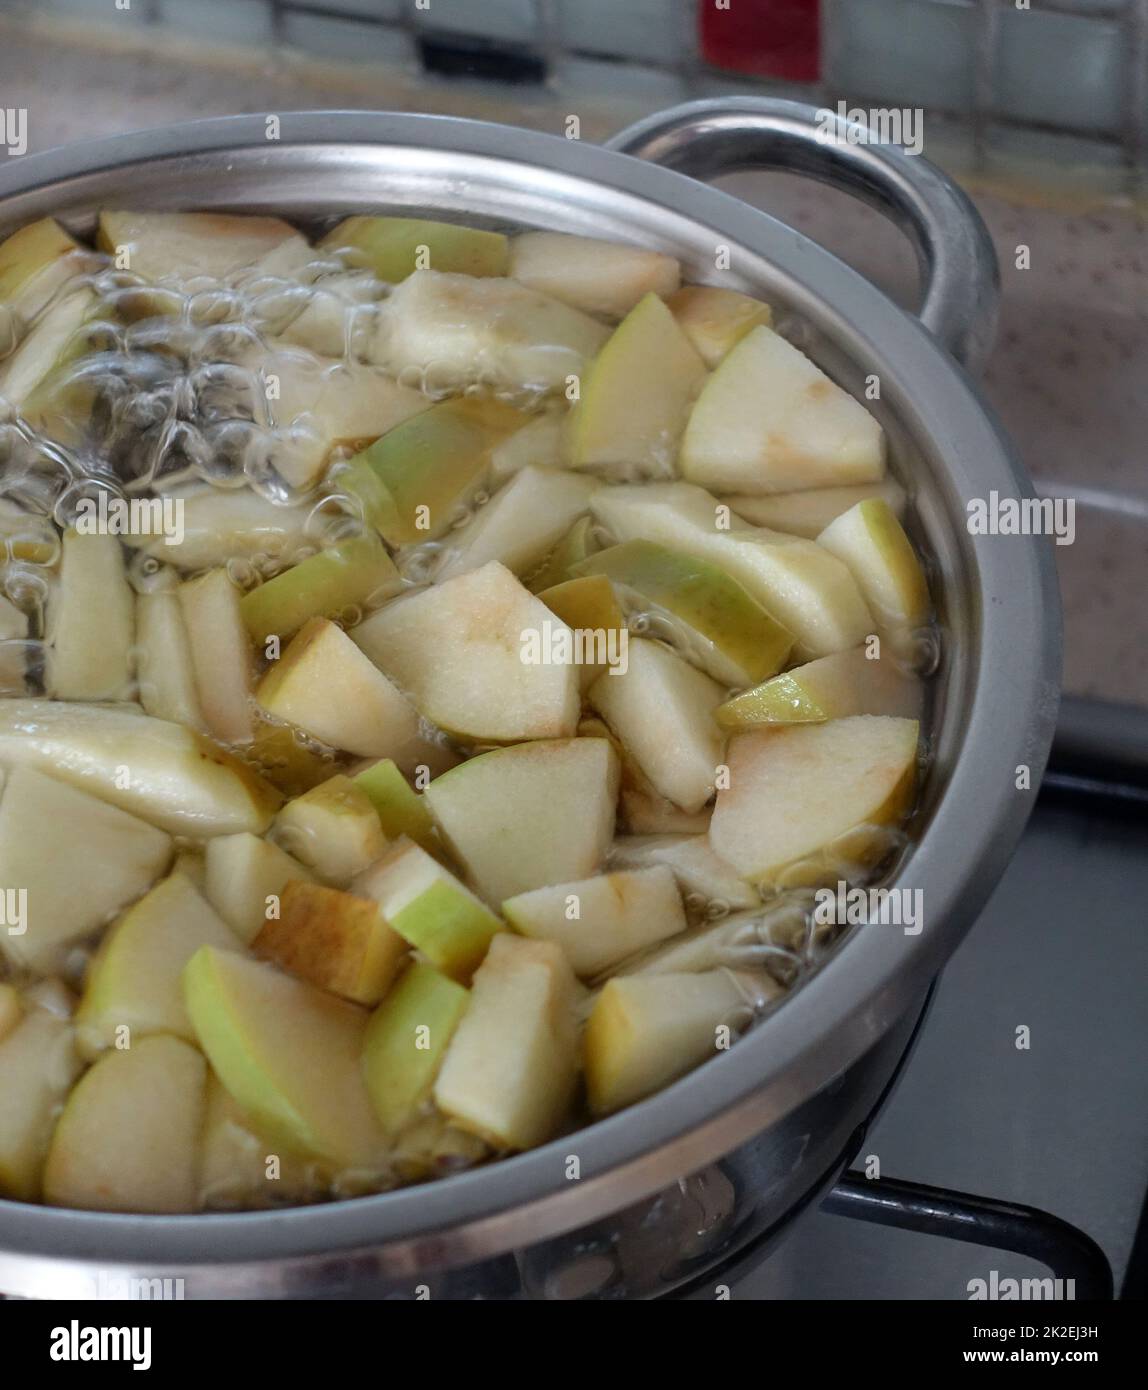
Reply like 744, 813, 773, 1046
1, 17, 1145, 706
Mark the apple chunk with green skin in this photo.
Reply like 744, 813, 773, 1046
255, 880, 408, 1007
503, 864, 687, 978
0, 766, 172, 972
565, 292, 707, 481
44, 529, 134, 702
592, 481, 873, 659
179, 567, 257, 746
0, 1008, 82, 1201
322, 214, 509, 281
575, 539, 793, 686
0, 701, 281, 835
354, 838, 503, 983
666, 286, 773, 368
716, 646, 923, 728
709, 716, 920, 888
817, 499, 931, 655
361, 959, 470, 1134
353, 759, 438, 852
75, 871, 243, 1055
433, 933, 580, 1151
537, 574, 626, 688
723, 478, 907, 540
527, 514, 597, 592
588, 637, 725, 815
184, 945, 388, 1173
98, 209, 303, 284
609, 834, 762, 914
425, 737, 620, 906
489, 411, 564, 483
274, 774, 388, 886
43, 1035, 207, 1214
204, 832, 315, 944
198, 1073, 324, 1211
0, 216, 86, 327
351, 562, 580, 744
257, 617, 421, 760
509, 231, 680, 320
240, 534, 401, 646
584, 970, 750, 1115
680, 324, 886, 494
136, 589, 205, 731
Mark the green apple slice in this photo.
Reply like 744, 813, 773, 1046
372, 268, 611, 395
716, 646, 923, 727
198, 1072, 324, 1210
0, 700, 281, 835
575, 538, 793, 686
204, 831, 315, 944
0, 766, 172, 972
255, 880, 408, 1006
433, 933, 580, 1150
584, 970, 749, 1115
0, 216, 86, 327
362, 960, 470, 1135
136, 589, 206, 731
129, 487, 313, 571
43, 1034, 207, 1214
489, 411, 564, 483
723, 478, 907, 539
273, 774, 388, 885
0, 1007, 82, 1201
564, 292, 706, 480
424, 737, 619, 905
608, 834, 762, 913
666, 285, 773, 368
680, 324, 885, 494
817, 498, 931, 654
322, 215, 509, 281
44, 529, 134, 702
179, 567, 257, 745
435, 466, 597, 581
354, 838, 503, 983
592, 480, 873, 659
240, 534, 401, 646
588, 637, 725, 815
351, 562, 580, 743
0, 287, 95, 408
502, 864, 687, 977
98, 210, 304, 283
526, 514, 598, 593
352, 759, 437, 852
184, 944, 388, 1172
509, 231, 680, 320
709, 716, 920, 888
75, 871, 242, 1054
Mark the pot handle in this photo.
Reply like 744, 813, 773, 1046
605, 97, 999, 373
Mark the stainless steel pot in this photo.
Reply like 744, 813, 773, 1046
0, 98, 1061, 1300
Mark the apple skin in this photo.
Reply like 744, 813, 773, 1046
198, 1073, 324, 1211
322, 215, 509, 282
666, 286, 772, 368
537, 574, 627, 688
352, 759, 438, 853
526, 515, 597, 593
509, 232, 680, 320
273, 774, 388, 886
716, 646, 923, 728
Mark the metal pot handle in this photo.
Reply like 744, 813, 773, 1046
605, 97, 999, 373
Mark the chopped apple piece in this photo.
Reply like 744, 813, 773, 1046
526, 514, 597, 592
322, 214, 509, 281
44, 530, 134, 702
43, 1034, 206, 1214
588, 637, 725, 815
361, 959, 470, 1134
681, 324, 885, 494
352, 759, 437, 852
609, 834, 762, 913
0, 1007, 82, 1200
179, 567, 256, 745
136, 589, 205, 730
354, 838, 503, 983
709, 716, 920, 887
257, 617, 421, 760
606, 910, 792, 981
0, 767, 171, 972
817, 499, 931, 654
575, 538, 793, 686
391, 1113, 489, 1183
255, 880, 407, 1006
372, 269, 610, 396
565, 293, 706, 480
509, 232, 680, 320
0, 287, 94, 407
75, 871, 242, 1054
338, 396, 523, 546
0, 217, 86, 328
723, 478, 907, 539
584, 970, 748, 1115
184, 945, 388, 1172
0, 701, 281, 835
198, 1073, 323, 1210
436, 466, 597, 581
274, 774, 387, 885
131, 487, 313, 571
204, 832, 315, 944
716, 646, 923, 727
240, 535, 401, 646
98, 210, 303, 284
352, 562, 580, 743
666, 285, 773, 368
274, 269, 378, 359
537, 574, 627, 688
424, 737, 619, 905
0, 983, 21, 1044
490, 411, 563, 482
434, 934, 579, 1150
503, 865, 687, 977
592, 481, 873, 659
579, 714, 711, 836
